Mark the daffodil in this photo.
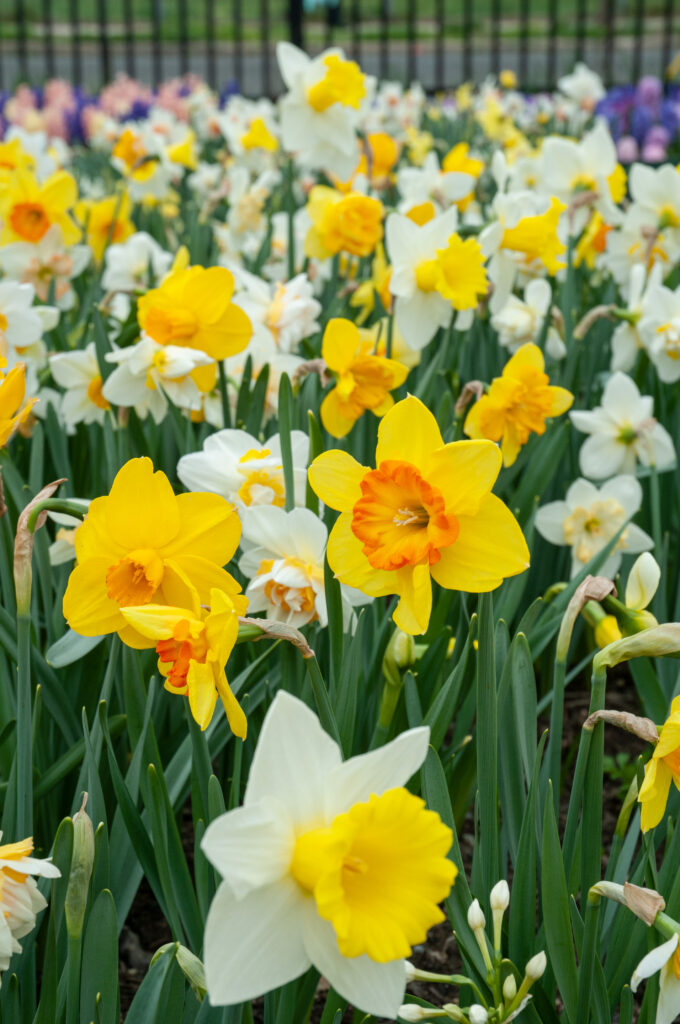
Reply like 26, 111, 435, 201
49, 343, 111, 431
320, 318, 409, 438
638, 697, 680, 832
240, 117, 279, 152
0, 834, 60, 981
0, 168, 79, 245
201, 691, 456, 1017
120, 587, 247, 735
0, 359, 36, 445
464, 343, 573, 467
63, 457, 243, 646
137, 265, 252, 392
309, 395, 529, 635
74, 191, 135, 262
631, 932, 680, 1024
304, 187, 384, 261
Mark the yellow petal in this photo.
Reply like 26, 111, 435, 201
503, 343, 544, 376
215, 668, 248, 739
205, 587, 240, 666
327, 510, 396, 596
187, 660, 219, 731
392, 563, 432, 635
167, 556, 240, 607
308, 450, 369, 511
320, 389, 358, 438
105, 458, 179, 551
425, 440, 502, 516
639, 757, 672, 832
322, 318, 359, 374
430, 494, 529, 592
375, 395, 443, 466
548, 386, 574, 416
119, 603, 199, 641
63, 558, 124, 636
654, 716, 680, 759
162, 492, 241, 565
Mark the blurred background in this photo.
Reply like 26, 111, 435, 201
0, 0, 677, 94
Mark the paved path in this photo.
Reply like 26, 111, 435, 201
0, 35, 672, 95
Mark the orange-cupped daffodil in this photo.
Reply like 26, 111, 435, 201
120, 586, 246, 736
74, 191, 135, 262
308, 395, 529, 635
464, 343, 573, 467
0, 168, 79, 246
137, 265, 252, 393
0, 360, 36, 445
638, 696, 680, 832
320, 318, 409, 438
63, 457, 244, 647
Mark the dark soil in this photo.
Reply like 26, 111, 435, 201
119, 673, 645, 1021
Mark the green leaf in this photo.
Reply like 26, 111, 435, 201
541, 784, 578, 1023
277, 373, 296, 511
476, 593, 499, 898
125, 944, 179, 1023
508, 732, 548, 966
79, 890, 118, 1024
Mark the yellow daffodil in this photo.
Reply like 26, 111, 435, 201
0, 168, 79, 245
364, 132, 401, 186
500, 197, 567, 274
112, 128, 158, 183
306, 53, 366, 111
0, 360, 36, 446
349, 243, 392, 324
464, 343, 573, 466
0, 138, 34, 186
309, 395, 529, 634
639, 697, 680, 832
137, 265, 252, 392
305, 186, 384, 260
74, 191, 135, 262
63, 457, 244, 647
320, 318, 409, 438
166, 131, 198, 170
442, 143, 483, 210
430, 233, 488, 310
120, 587, 246, 735
574, 210, 612, 269
240, 118, 278, 152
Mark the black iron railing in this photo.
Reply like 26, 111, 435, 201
0, 0, 677, 95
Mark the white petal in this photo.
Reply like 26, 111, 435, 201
565, 478, 600, 509
244, 691, 341, 827
323, 727, 430, 819
204, 878, 310, 1004
601, 475, 643, 517
631, 933, 678, 992
601, 372, 642, 420
658, 955, 680, 1024
534, 501, 568, 545
624, 523, 654, 555
303, 906, 406, 1018
578, 434, 625, 480
200, 798, 295, 899
625, 552, 661, 610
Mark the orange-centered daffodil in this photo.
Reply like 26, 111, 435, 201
320, 318, 409, 438
63, 457, 244, 647
638, 696, 680, 833
464, 343, 573, 466
120, 587, 246, 736
0, 168, 79, 245
308, 395, 529, 634
0, 359, 36, 445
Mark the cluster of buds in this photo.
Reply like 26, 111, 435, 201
398, 881, 546, 1023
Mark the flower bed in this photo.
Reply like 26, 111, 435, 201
0, 45, 680, 1024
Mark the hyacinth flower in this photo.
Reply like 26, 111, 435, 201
201, 691, 456, 1017
63, 457, 244, 646
319, 317, 409, 438
309, 395, 529, 635
464, 343, 573, 467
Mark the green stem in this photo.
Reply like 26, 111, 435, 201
66, 933, 82, 1024
575, 894, 601, 1024
547, 656, 566, 813
277, 373, 296, 511
218, 360, 232, 430
580, 665, 607, 899
16, 612, 32, 837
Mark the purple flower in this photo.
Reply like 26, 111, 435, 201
617, 135, 639, 163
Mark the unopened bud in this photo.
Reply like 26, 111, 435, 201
503, 974, 517, 1002
467, 898, 486, 931
595, 624, 680, 670
625, 552, 660, 611
64, 794, 94, 940
152, 942, 206, 1001
383, 628, 416, 688
469, 1006, 488, 1024
594, 613, 623, 649
490, 880, 510, 912
525, 951, 547, 980
398, 1007, 431, 1022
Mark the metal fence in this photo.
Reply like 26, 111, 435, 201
0, 0, 677, 95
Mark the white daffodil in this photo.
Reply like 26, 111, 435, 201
603, 205, 676, 295
491, 278, 565, 358
238, 506, 369, 628
49, 342, 112, 431
0, 224, 90, 310
0, 281, 59, 355
386, 207, 459, 350
557, 63, 606, 109
396, 151, 475, 217
177, 427, 308, 510
201, 691, 456, 1017
535, 475, 653, 578
232, 270, 321, 354
102, 335, 213, 423
277, 42, 374, 181
610, 263, 663, 372
638, 283, 680, 383
631, 932, 680, 1024
101, 231, 173, 294
0, 834, 61, 982
570, 372, 675, 479
539, 120, 621, 229
629, 163, 680, 239
625, 551, 661, 613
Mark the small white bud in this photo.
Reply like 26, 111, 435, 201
490, 880, 510, 912
503, 974, 517, 1002
398, 1006, 429, 1022
625, 552, 660, 611
404, 961, 418, 982
469, 1006, 488, 1024
467, 898, 486, 931
526, 951, 547, 980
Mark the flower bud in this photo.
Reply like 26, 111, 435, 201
469, 1006, 488, 1024
525, 951, 547, 980
503, 974, 517, 1002
64, 794, 94, 941
382, 628, 416, 688
405, 961, 418, 982
595, 624, 680, 670
594, 613, 623, 649
625, 553, 661, 611
398, 1007, 435, 1022
490, 880, 510, 912
467, 898, 486, 931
